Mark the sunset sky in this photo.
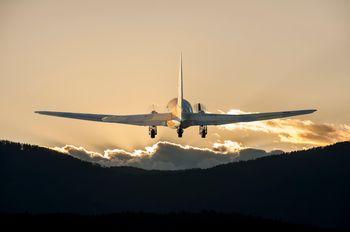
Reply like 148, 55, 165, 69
1, 0, 350, 156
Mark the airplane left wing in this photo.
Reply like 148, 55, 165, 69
186, 109, 317, 126
35, 111, 172, 126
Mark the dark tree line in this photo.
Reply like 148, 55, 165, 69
1, 140, 349, 229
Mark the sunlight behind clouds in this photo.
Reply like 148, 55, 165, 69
219, 109, 350, 146
50, 107, 350, 170
51, 140, 258, 170
50, 108, 350, 170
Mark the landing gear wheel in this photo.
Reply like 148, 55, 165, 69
148, 126, 157, 139
177, 128, 184, 138
199, 125, 207, 138
150, 130, 156, 138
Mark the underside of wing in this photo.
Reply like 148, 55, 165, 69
35, 111, 172, 126
102, 113, 172, 126
186, 109, 317, 126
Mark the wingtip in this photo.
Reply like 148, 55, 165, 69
35, 111, 48, 115
305, 109, 317, 114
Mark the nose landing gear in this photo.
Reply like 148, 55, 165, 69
199, 125, 207, 138
177, 128, 184, 138
149, 126, 157, 138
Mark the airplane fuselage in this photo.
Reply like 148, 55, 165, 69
166, 98, 193, 129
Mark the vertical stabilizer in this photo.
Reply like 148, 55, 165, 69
176, 53, 183, 119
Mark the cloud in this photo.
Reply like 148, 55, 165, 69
51, 141, 277, 170
212, 140, 244, 153
219, 109, 350, 146
51, 108, 350, 170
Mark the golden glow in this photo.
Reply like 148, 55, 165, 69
220, 109, 350, 146
52, 140, 245, 160
50, 140, 247, 169
0, 0, 349, 153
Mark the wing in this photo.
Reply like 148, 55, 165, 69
35, 111, 172, 126
186, 109, 317, 126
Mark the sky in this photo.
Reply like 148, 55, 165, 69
1, 0, 350, 160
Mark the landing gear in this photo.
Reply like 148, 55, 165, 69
199, 125, 207, 138
177, 128, 184, 138
149, 126, 157, 138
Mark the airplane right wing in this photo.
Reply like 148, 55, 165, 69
186, 109, 317, 126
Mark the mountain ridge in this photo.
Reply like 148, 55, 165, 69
1, 140, 349, 229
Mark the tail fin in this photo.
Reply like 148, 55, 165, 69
176, 53, 183, 119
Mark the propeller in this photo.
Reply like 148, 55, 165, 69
193, 103, 207, 113
147, 104, 160, 114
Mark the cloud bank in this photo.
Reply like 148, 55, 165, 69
220, 109, 350, 146
51, 108, 350, 170
52, 141, 279, 170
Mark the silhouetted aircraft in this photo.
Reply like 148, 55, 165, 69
36, 54, 316, 138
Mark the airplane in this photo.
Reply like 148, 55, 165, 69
35, 54, 316, 138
